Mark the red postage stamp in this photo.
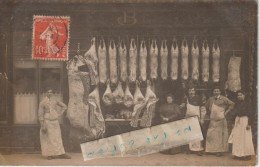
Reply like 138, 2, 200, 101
32, 16, 70, 61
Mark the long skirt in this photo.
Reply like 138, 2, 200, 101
206, 119, 229, 153
228, 116, 255, 157
40, 120, 65, 156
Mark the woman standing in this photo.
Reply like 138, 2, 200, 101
228, 90, 255, 160
159, 94, 182, 154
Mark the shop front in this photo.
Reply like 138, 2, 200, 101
0, 0, 257, 153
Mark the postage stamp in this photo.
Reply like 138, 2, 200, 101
32, 16, 70, 61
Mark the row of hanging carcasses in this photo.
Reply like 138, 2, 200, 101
86, 37, 221, 84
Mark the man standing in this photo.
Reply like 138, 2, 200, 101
38, 88, 71, 160
180, 86, 206, 156
205, 86, 234, 157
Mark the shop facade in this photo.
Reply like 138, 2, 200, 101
0, 0, 257, 153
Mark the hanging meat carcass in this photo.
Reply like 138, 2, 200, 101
130, 81, 146, 127
88, 86, 105, 139
139, 40, 147, 82
119, 40, 128, 82
109, 40, 118, 84
202, 40, 210, 82
170, 38, 179, 80
98, 39, 107, 84
160, 40, 168, 80
129, 38, 137, 83
124, 83, 134, 108
140, 80, 158, 127
84, 37, 99, 85
112, 81, 124, 104
225, 56, 241, 92
191, 39, 199, 80
67, 55, 90, 130
150, 39, 158, 80
212, 40, 220, 82
181, 39, 189, 80
102, 81, 113, 106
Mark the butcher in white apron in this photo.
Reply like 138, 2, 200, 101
205, 86, 234, 157
228, 90, 255, 160
38, 89, 71, 160
181, 86, 206, 156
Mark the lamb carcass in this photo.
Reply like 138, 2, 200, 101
191, 39, 199, 80
150, 39, 158, 80
124, 83, 134, 108
139, 40, 147, 82
170, 39, 179, 80
119, 40, 128, 82
129, 38, 137, 83
212, 40, 220, 82
181, 39, 189, 80
98, 39, 107, 84
112, 81, 124, 104
109, 40, 118, 84
102, 81, 113, 106
202, 40, 209, 82
160, 40, 168, 80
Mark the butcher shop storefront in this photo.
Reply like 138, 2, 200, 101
0, 0, 257, 153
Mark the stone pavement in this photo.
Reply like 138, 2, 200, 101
0, 152, 257, 166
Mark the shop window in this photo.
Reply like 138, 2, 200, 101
13, 60, 64, 124
13, 61, 38, 124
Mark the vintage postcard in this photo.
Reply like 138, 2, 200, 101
0, 0, 257, 166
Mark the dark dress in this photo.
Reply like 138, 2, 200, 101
159, 102, 183, 154
159, 103, 181, 122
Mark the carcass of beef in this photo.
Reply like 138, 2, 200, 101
98, 39, 107, 84
150, 39, 158, 80
129, 38, 137, 83
181, 39, 189, 80
102, 81, 113, 106
170, 38, 179, 80
119, 40, 128, 82
84, 37, 99, 85
140, 80, 158, 127
88, 86, 105, 139
202, 40, 209, 82
139, 40, 147, 82
191, 39, 199, 80
109, 40, 118, 84
160, 40, 168, 80
225, 56, 241, 92
130, 81, 146, 127
112, 81, 124, 104
124, 83, 134, 108
212, 40, 220, 82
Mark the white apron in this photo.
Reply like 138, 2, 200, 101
228, 116, 255, 157
186, 100, 204, 151
206, 103, 228, 152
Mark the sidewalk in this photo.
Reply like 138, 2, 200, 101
0, 152, 257, 166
